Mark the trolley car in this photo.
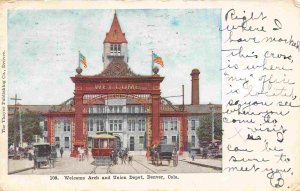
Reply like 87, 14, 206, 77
91, 133, 116, 166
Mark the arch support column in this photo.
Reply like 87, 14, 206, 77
151, 94, 161, 145
70, 92, 84, 157
47, 116, 54, 145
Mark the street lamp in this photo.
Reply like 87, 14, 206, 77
208, 102, 215, 143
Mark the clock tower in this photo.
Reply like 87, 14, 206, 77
103, 12, 128, 69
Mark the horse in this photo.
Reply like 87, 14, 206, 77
119, 148, 128, 164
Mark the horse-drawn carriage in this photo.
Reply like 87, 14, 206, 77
33, 143, 55, 169
150, 144, 178, 167
91, 133, 117, 166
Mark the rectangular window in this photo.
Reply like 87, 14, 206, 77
191, 120, 196, 130
117, 44, 121, 55
110, 44, 121, 56
132, 120, 135, 131
164, 121, 168, 131
67, 121, 70, 131
114, 120, 118, 131
55, 137, 60, 148
96, 120, 100, 131
110, 120, 113, 131
63, 120, 70, 132
89, 119, 93, 131
64, 137, 69, 148
173, 121, 177, 131
118, 120, 122, 131
119, 106, 123, 113
191, 136, 196, 147
129, 136, 134, 151
127, 106, 130, 113
138, 120, 142, 131
100, 120, 104, 131
142, 120, 145, 131
128, 120, 132, 131
172, 136, 176, 144
110, 44, 113, 52
139, 136, 144, 144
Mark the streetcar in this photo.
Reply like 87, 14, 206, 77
91, 132, 117, 166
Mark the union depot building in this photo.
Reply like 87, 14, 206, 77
9, 13, 221, 156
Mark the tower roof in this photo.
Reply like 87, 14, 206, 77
104, 13, 127, 43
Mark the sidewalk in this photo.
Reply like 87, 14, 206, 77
180, 155, 222, 170
8, 158, 34, 174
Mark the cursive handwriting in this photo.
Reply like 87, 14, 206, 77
222, 8, 298, 188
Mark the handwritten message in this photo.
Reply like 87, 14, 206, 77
221, 8, 299, 188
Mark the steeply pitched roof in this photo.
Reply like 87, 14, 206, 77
98, 57, 138, 76
104, 13, 127, 43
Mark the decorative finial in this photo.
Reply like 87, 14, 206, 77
76, 66, 82, 75
152, 66, 159, 75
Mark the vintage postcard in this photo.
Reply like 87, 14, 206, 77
0, 1, 299, 191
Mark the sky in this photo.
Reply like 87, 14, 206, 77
8, 9, 221, 105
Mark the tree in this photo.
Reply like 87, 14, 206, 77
8, 109, 44, 146
196, 113, 222, 142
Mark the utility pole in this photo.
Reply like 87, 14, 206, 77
19, 105, 23, 147
211, 105, 215, 142
10, 94, 22, 160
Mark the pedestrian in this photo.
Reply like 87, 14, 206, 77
191, 152, 195, 161
79, 146, 84, 161
60, 147, 64, 158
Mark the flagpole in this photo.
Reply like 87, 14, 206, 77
151, 50, 153, 75
78, 51, 80, 68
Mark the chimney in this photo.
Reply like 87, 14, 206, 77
191, 69, 200, 105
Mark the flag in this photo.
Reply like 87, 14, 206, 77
152, 52, 164, 67
79, 52, 87, 68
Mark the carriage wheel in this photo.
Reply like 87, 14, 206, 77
156, 153, 160, 166
48, 160, 51, 168
34, 160, 37, 170
173, 154, 178, 167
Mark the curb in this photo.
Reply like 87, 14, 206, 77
8, 166, 34, 175
180, 159, 222, 171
